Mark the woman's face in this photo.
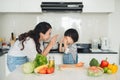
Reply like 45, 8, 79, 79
65, 36, 74, 45
40, 29, 52, 41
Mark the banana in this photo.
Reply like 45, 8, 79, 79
34, 64, 48, 73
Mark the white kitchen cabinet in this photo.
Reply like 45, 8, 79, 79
78, 53, 119, 66
83, 0, 115, 13
48, 53, 119, 67
48, 53, 63, 64
20, 0, 42, 12
0, 0, 42, 12
41, 0, 82, 2
0, 0, 20, 12
0, 54, 6, 80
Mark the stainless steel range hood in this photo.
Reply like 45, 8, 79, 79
41, 2, 83, 12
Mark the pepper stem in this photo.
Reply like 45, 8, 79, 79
105, 57, 108, 61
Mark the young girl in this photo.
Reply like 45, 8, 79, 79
59, 28, 79, 64
7, 22, 58, 72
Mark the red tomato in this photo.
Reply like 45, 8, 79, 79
47, 67, 54, 74
50, 67, 54, 73
39, 68, 47, 74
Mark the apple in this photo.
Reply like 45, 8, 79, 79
107, 69, 112, 74
103, 67, 109, 73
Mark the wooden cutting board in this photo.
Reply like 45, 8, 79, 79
59, 64, 83, 70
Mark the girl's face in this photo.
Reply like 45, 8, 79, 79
65, 36, 74, 45
40, 29, 52, 41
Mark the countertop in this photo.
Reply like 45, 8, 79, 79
0, 49, 9, 56
49, 51, 117, 54
4, 65, 120, 80
0, 48, 117, 57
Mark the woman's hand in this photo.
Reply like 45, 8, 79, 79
49, 35, 58, 46
42, 35, 58, 56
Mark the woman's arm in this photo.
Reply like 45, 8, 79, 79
42, 35, 58, 56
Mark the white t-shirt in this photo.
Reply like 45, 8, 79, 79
8, 37, 43, 61
65, 44, 78, 61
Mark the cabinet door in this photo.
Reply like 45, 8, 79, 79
48, 54, 63, 64
83, 0, 115, 12
0, 0, 20, 12
41, 0, 82, 2
0, 54, 6, 80
20, 0, 42, 12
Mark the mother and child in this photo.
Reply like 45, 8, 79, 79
7, 21, 79, 72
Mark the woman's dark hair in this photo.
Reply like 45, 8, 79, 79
18, 22, 52, 53
64, 28, 79, 42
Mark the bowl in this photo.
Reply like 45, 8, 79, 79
87, 66, 104, 77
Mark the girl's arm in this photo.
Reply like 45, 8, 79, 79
59, 37, 68, 52
42, 35, 58, 56
63, 37, 68, 51
59, 38, 64, 52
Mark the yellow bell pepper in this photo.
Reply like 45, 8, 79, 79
108, 63, 118, 73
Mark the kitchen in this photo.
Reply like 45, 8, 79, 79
0, 0, 120, 80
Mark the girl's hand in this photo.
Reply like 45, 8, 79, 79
63, 37, 68, 45
63, 37, 68, 50
50, 35, 58, 46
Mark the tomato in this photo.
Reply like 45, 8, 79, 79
50, 67, 54, 73
47, 67, 54, 74
39, 67, 47, 74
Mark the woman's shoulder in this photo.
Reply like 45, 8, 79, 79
26, 37, 34, 42
24, 37, 35, 44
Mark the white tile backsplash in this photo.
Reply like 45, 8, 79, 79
0, 13, 109, 43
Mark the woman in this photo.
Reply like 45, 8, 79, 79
7, 22, 58, 72
59, 28, 79, 64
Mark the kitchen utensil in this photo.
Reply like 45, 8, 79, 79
91, 39, 99, 49
101, 37, 110, 50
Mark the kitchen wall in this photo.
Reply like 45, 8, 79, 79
108, 0, 120, 52
0, 13, 109, 43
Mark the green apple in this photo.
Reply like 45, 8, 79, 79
103, 67, 108, 73
107, 69, 112, 74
